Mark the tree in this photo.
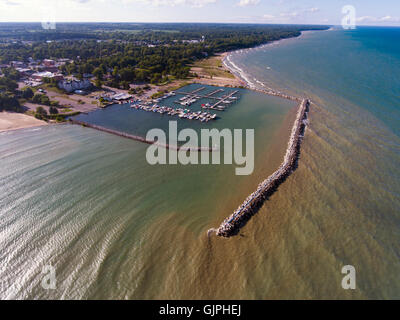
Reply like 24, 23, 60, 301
121, 81, 130, 90
40, 95, 51, 106
0, 77, 18, 92
93, 67, 103, 81
150, 73, 161, 84
49, 106, 58, 114
22, 87, 34, 99
0, 93, 21, 112
112, 66, 119, 77
32, 93, 43, 104
95, 78, 102, 88
2, 67, 20, 81
36, 106, 47, 119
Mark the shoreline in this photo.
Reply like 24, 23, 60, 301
221, 31, 310, 99
0, 112, 48, 133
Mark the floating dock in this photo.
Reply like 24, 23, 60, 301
175, 88, 235, 101
209, 90, 239, 109
210, 98, 310, 238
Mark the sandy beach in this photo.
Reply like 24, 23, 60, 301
190, 52, 246, 87
0, 112, 47, 132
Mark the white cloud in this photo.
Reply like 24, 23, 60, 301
0, 0, 218, 8
237, 0, 260, 7
306, 7, 319, 13
356, 15, 400, 23
4, 0, 21, 5
262, 14, 275, 20
122, 0, 217, 7
261, 6, 321, 23
280, 11, 299, 18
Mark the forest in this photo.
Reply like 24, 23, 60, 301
0, 23, 329, 89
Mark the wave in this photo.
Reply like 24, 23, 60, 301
223, 55, 256, 89
224, 54, 279, 94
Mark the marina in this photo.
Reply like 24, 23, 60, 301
128, 85, 241, 122
130, 103, 218, 123
173, 87, 240, 111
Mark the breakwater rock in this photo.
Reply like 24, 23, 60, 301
69, 120, 217, 152
214, 99, 310, 238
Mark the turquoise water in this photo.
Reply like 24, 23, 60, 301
0, 87, 295, 299
1, 27, 399, 299
225, 26, 400, 298
229, 27, 400, 136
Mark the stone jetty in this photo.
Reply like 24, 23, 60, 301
69, 119, 217, 152
212, 98, 310, 237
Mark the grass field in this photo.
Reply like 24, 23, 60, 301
191, 55, 236, 79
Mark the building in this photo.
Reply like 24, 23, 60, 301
57, 58, 72, 66
58, 79, 92, 93
31, 71, 64, 81
16, 68, 34, 77
10, 61, 26, 68
43, 59, 55, 67
43, 66, 59, 73
110, 92, 132, 101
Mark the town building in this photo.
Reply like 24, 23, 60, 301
16, 68, 34, 78
10, 61, 26, 68
31, 71, 64, 81
58, 79, 92, 93
43, 59, 55, 67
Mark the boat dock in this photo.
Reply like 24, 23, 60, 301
131, 103, 218, 122
175, 88, 234, 101
207, 90, 239, 110
173, 87, 240, 112
209, 99, 310, 238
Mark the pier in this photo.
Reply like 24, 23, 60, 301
172, 87, 240, 113
175, 88, 234, 101
209, 90, 239, 109
69, 120, 216, 152
210, 98, 310, 238
131, 103, 218, 122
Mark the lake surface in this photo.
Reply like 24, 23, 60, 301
224, 26, 400, 298
1, 27, 399, 299
0, 85, 296, 299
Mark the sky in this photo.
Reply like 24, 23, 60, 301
0, 0, 399, 26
